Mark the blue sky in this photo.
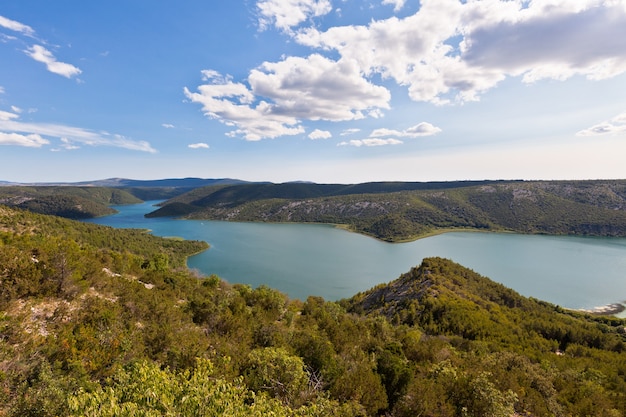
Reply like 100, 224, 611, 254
1, 0, 625, 184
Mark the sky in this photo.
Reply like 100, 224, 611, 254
1, 0, 626, 184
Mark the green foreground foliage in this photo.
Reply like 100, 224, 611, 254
1, 205, 626, 416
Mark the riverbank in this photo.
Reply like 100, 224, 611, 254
333, 223, 508, 243
86, 203, 626, 312
577, 303, 626, 316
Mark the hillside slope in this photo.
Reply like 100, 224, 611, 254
147, 180, 626, 241
346, 257, 625, 347
0, 186, 142, 218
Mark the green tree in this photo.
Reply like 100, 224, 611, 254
68, 359, 355, 417
244, 347, 311, 407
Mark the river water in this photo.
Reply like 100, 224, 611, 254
85, 201, 626, 311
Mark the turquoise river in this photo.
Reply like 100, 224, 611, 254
85, 201, 626, 313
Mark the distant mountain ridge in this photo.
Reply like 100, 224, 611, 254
0, 177, 249, 188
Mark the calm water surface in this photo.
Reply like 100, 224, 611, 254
86, 201, 626, 310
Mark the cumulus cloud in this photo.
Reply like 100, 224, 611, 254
184, 73, 303, 141
370, 122, 441, 138
249, 54, 390, 120
462, 2, 626, 83
576, 112, 626, 136
338, 138, 403, 147
0, 112, 156, 152
188, 142, 210, 149
0, 15, 35, 36
190, 1, 626, 141
162, 123, 175, 128
295, 0, 626, 104
185, 57, 390, 140
257, 0, 332, 32
308, 129, 332, 140
25, 45, 82, 78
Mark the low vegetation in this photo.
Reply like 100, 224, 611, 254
1, 205, 625, 416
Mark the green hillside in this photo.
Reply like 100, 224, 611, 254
0, 179, 248, 218
147, 180, 626, 241
0, 186, 142, 219
1, 205, 625, 416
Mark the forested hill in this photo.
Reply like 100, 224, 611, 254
0, 178, 249, 219
0, 186, 142, 219
147, 179, 626, 241
2, 205, 626, 416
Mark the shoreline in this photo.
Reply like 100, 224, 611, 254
576, 303, 626, 316
87, 209, 626, 316
333, 223, 510, 243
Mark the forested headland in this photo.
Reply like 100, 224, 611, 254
1, 204, 626, 416
146, 179, 626, 241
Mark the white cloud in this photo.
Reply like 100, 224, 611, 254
370, 122, 441, 138
24, 45, 82, 78
186, 56, 390, 140
576, 112, 626, 136
335, 121, 439, 148
340, 128, 360, 136
0, 132, 48, 147
257, 0, 332, 32
249, 54, 390, 120
58, 137, 80, 150
184, 77, 304, 141
308, 129, 332, 140
188, 142, 210, 149
162, 123, 175, 128
0, 110, 19, 121
338, 138, 403, 147
1, 15, 82, 80
335, 121, 440, 148
382, 0, 406, 12
0, 115, 156, 153
0, 15, 35, 36
295, 0, 626, 104
108, 135, 156, 153
462, 1, 626, 83
189, 1, 626, 142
